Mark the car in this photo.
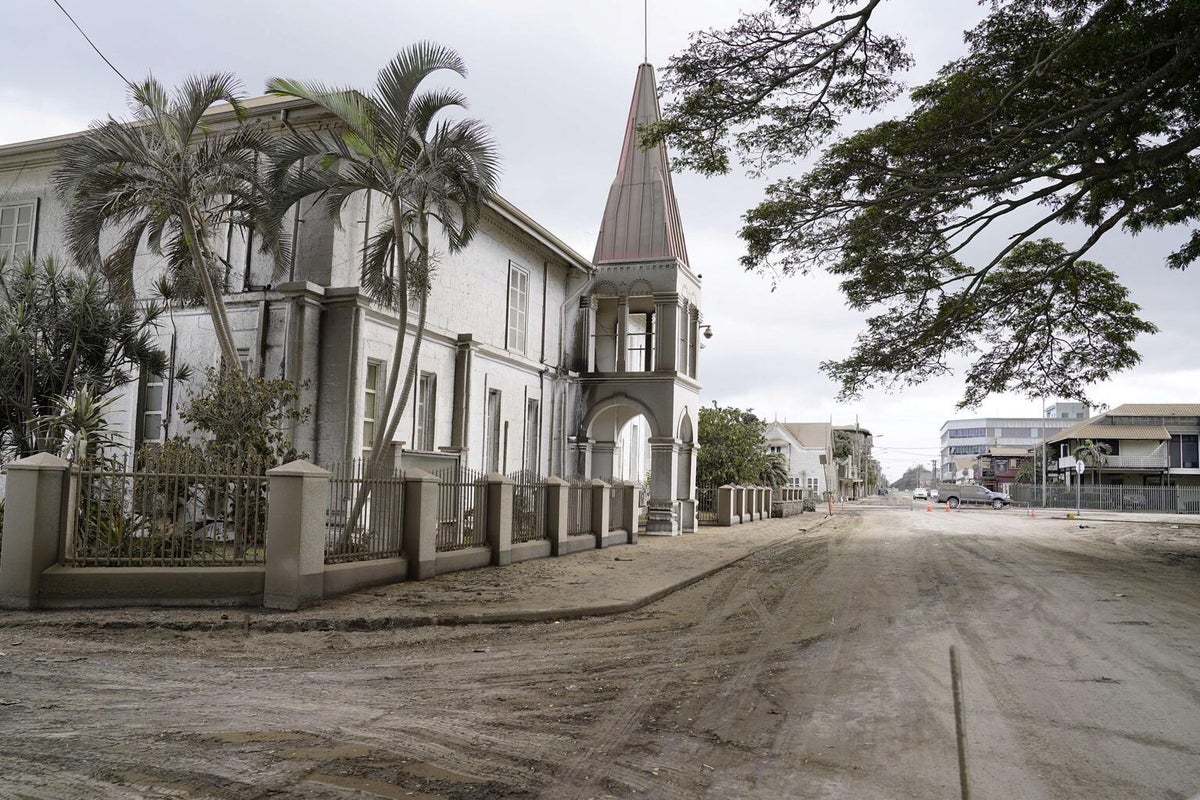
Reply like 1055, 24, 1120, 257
929, 487, 940, 501
938, 484, 1011, 510
913, 488, 928, 500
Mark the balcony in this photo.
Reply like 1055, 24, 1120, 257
1104, 454, 1169, 470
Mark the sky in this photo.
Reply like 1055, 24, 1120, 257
2, 0, 1197, 482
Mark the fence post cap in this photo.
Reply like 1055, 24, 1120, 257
5, 452, 70, 470
544, 476, 569, 486
485, 472, 512, 484
719, 484, 736, 489
589, 477, 611, 488
267, 459, 330, 478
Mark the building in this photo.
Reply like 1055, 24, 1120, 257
833, 425, 874, 500
939, 403, 1088, 481
1045, 404, 1200, 487
763, 421, 835, 497
0, 61, 701, 532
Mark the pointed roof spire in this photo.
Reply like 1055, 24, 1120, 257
593, 63, 690, 267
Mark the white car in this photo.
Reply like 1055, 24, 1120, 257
913, 488, 928, 500
929, 488, 940, 501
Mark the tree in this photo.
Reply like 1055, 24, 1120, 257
0, 254, 166, 459
267, 42, 499, 532
759, 451, 790, 488
697, 404, 773, 486
1073, 438, 1112, 485
890, 463, 928, 490
54, 74, 282, 369
647, 0, 1198, 407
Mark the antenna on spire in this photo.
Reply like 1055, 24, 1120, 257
644, 0, 649, 63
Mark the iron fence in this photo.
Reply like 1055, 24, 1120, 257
609, 481, 626, 530
697, 484, 717, 524
324, 459, 405, 564
1010, 483, 1200, 513
567, 477, 593, 535
509, 470, 547, 544
65, 450, 268, 567
436, 466, 488, 551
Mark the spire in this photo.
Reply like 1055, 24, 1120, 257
593, 63, 690, 267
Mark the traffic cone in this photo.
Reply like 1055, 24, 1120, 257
1029, 508, 1036, 518
926, 503, 932, 513
945, 503, 951, 512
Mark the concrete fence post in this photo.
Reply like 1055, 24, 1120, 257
544, 477, 569, 556
403, 468, 439, 579
752, 487, 761, 520
621, 482, 638, 544
264, 460, 331, 611
733, 485, 744, 523
765, 487, 774, 515
0, 453, 69, 610
717, 484, 736, 527
590, 478, 611, 547
485, 473, 513, 566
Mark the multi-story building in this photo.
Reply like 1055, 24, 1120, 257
1046, 403, 1200, 487
763, 421, 835, 497
939, 403, 1088, 481
0, 61, 702, 532
833, 425, 874, 500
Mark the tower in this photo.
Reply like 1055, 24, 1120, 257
576, 62, 702, 534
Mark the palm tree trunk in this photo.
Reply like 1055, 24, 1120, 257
340, 198, 411, 545
179, 210, 240, 368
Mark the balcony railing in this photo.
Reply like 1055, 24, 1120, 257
1103, 454, 1169, 470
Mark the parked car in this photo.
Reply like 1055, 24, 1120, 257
938, 484, 1011, 510
913, 487, 928, 500
929, 487, 940, 501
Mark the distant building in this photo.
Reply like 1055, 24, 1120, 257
939, 404, 1089, 480
763, 422, 835, 496
833, 425, 874, 500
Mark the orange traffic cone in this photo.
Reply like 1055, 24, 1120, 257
926, 504, 932, 513
1029, 508, 1036, 518
945, 503, 951, 512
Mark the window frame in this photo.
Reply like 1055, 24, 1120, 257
0, 199, 37, 262
362, 359, 383, 461
414, 371, 436, 452
506, 262, 529, 354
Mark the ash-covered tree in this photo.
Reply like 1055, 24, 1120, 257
697, 404, 775, 486
645, 0, 1197, 407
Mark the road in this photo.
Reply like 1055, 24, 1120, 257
0, 503, 1197, 799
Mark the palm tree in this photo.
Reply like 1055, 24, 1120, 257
1073, 439, 1112, 485
758, 451, 790, 488
54, 74, 282, 369
267, 42, 499, 534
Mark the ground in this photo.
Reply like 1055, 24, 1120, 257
1, 501, 1198, 799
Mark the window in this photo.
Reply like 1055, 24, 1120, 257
414, 372, 436, 451
236, 347, 253, 376
1169, 434, 1199, 469
524, 399, 540, 472
362, 360, 382, 460
768, 445, 784, 453
507, 263, 529, 353
139, 371, 166, 444
807, 477, 819, 491
0, 201, 36, 262
485, 389, 502, 472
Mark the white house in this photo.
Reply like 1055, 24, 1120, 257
763, 421, 835, 497
0, 62, 700, 532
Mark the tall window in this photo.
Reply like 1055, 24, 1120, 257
507, 263, 529, 353
414, 372, 436, 451
807, 477, 819, 491
1170, 434, 1199, 469
0, 201, 35, 262
524, 399, 540, 473
139, 371, 166, 445
362, 360, 382, 460
486, 389, 502, 472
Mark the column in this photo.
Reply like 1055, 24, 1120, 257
403, 469, 439, 579
580, 295, 598, 373
616, 295, 629, 373
264, 460, 331, 611
646, 435, 681, 534
591, 440, 616, 481
449, 334, 474, 451
653, 293, 680, 373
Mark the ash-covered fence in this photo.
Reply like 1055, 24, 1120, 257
324, 458, 405, 564
436, 465, 488, 551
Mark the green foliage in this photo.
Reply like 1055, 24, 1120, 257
0, 254, 166, 459
758, 451, 790, 488
697, 405, 772, 486
652, 0, 1198, 406
890, 464, 931, 491
178, 366, 309, 467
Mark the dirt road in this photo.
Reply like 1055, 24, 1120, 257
1, 506, 1198, 799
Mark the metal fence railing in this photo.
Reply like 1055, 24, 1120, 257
609, 482, 626, 530
324, 459, 405, 564
1010, 483, 1200, 513
509, 470, 547, 544
567, 477, 592, 535
436, 466, 488, 551
696, 484, 717, 524
66, 451, 269, 567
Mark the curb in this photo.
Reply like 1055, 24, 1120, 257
0, 516, 834, 634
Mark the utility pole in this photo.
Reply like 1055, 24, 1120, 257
932, 459, 938, 487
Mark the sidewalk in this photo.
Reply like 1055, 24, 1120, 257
0, 513, 833, 633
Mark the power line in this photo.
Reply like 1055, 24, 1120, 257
50, 0, 132, 88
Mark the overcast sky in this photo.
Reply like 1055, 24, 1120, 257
2, 0, 1196, 480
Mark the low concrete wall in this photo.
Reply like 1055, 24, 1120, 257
435, 546, 492, 575
598, 529, 629, 549
38, 566, 264, 608
511, 539, 552, 563
323, 557, 408, 599
771, 500, 808, 518
557, 534, 595, 556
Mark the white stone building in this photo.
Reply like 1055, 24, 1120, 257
763, 421, 835, 497
0, 63, 700, 532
